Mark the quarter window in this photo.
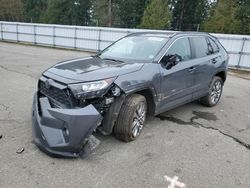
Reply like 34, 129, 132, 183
207, 38, 214, 55
166, 38, 191, 61
208, 38, 220, 53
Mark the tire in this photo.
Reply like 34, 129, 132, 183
200, 76, 223, 107
114, 94, 147, 142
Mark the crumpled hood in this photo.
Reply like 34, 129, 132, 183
44, 57, 144, 83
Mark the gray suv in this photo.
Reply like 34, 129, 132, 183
32, 32, 228, 157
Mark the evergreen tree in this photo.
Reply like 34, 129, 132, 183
203, 0, 241, 34
92, 0, 120, 27
0, 0, 24, 21
43, 0, 91, 25
235, 0, 250, 34
170, 0, 210, 31
117, 0, 148, 28
92, 0, 109, 26
139, 0, 172, 29
22, 0, 48, 23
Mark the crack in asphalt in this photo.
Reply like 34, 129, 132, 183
157, 111, 250, 150
198, 125, 250, 149
0, 65, 36, 79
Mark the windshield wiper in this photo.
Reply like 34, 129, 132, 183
91, 54, 101, 58
102, 58, 125, 63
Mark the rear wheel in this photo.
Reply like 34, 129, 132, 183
200, 76, 223, 107
114, 94, 147, 142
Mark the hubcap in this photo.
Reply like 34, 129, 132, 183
210, 80, 222, 104
132, 102, 146, 138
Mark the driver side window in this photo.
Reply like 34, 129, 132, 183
165, 37, 191, 62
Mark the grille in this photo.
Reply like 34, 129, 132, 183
39, 80, 72, 108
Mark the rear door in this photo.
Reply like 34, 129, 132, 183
189, 36, 220, 99
158, 37, 196, 113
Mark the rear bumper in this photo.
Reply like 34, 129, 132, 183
32, 93, 103, 157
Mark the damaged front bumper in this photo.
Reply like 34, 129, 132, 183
32, 93, 103, 157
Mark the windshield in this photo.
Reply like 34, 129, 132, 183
100, 36, 168, 61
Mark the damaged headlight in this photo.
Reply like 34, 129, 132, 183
69, 78, 116, 99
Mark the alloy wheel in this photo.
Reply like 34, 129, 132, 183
132, 102, 146, 138
210, 80, 222, 104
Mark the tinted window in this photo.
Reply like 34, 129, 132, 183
208, 38, 220, 53
166, 38, 191, 61
191, 37, 209, 58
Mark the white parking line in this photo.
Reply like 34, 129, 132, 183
164, 175, 186, 188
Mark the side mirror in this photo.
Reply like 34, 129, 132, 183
161, 54, 181, 70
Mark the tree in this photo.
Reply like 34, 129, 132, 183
203, 0, 241, 34
235, 0, 250, 34
43, 0, 91, 25
92, 0, 120, 27
139, 0, 172, 29
92, 0, 109, 26
22, 0, 48, 23
117, 0, 148, 28
0, 0, 24, 22
92, 0, 148, 28
170, 0, 210, 31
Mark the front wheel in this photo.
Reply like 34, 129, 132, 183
114, 94, 147, 142
200, 76, 223, 107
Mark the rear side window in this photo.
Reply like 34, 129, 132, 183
191, 37, 209, 58
208, 38, 220, 54
166, 37, 191, 61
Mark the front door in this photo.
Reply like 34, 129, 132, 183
158, 37, 196, 113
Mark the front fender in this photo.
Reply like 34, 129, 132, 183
114, 63, 161, 105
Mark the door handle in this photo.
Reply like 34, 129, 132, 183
188, 67, 196, 72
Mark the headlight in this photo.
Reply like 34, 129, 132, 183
69, 78, 116, 99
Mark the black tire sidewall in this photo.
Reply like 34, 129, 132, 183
114, 94, 147, 142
